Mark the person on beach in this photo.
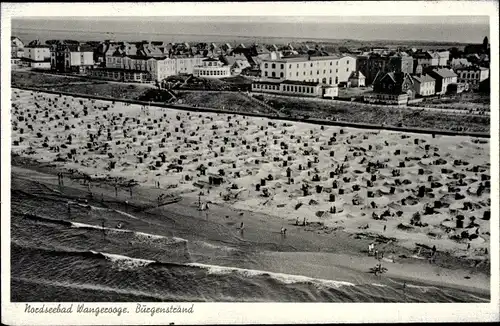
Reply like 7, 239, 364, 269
384, 225, 387, 232
239, 222, 245, 233
296, 217, 299, 226
368, 243, 374, 255
303, 217, 307, 226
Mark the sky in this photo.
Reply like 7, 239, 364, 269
11, 16, 490, 44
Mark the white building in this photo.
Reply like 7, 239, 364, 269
193, 58, 231, 78
252, 79, 338, 99
24, 45, 51, 62
411, 74, 436, 97
427, 68, 458, 95
260, 54, 356, 86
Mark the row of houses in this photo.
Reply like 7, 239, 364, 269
11, 37, 490, 98
363, 65, 489, 105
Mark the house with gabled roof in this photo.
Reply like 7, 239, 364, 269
348, 71, 366, 87
411, 74, 436, 97
426, 68, 458, 94
11, 36, 24, 60
51, 43, 95, 73
365, 71, 414, 105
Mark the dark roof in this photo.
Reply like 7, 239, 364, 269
92, 67, 151, 74
253, 80, 282, 85
282, 80, 320, 86
412, 52, 432, 59
428, 68, 458, 79
65, 44, 94, 52
454, 66, 488, 72
203, 57, 220, 62
125, 54, 167, 60
25, 44, 51, 49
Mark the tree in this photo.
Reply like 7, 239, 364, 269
483, 36, 489, 50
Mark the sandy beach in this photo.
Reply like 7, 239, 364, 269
9, 88, 491, 301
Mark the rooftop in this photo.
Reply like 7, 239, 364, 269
429, 68, 458, 78
412, 74, 435, 83
282, 79, 321, 86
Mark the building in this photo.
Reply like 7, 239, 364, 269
220, 54, 251, 75
51, 44, 95, 73
450, 58, 472, 69
193, 58, 231, 78
455, 66, 489, 90
251, 79, 338, 99
89, 68, 152, 83
373, 71, 415, 97
426, 68, 458, 95
435, 51, 450, 66
11, 36, 24, 59
348, 71, 366, 87
356, 53, 413, 85
106, 55, 176, 82
411, 74, 436, 97
260, 54, 356, 86
364, 71, 414, 105
23, 42, 51, 69
412, 52, 435, 74
24, 43, 51, 62
175, 56, 205, 75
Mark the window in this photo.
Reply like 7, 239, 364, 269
297, 64, 299, 68
272, 72, 276, 78
281, 64, 284, 69
265, 71, 268, 77
323, 70, 326, 74
310, 71, 312, 75
310, 63, 313, 67
280, 72, 284, 78
265, 63, 268, 68
347, 60, 349, 64
317, 70, 319, 75
336, 69, 338, 73
272, 63, 276, 69
289, 64, 292, 68
330, 61, 332, 66
296, 72, 298, 76
346, 68, 349, 72
336, 62, 338, 66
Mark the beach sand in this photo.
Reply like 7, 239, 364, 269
9, 88, 491, 300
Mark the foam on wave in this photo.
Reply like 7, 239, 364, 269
186, 262, 356, 289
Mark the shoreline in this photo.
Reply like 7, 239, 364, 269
10, 160, 490, 296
